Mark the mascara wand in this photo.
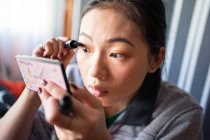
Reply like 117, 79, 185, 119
64, 40, 84, 49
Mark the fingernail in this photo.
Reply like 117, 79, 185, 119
37, 87, 42, 94
70, 83, 78, 90
41, 79, 47, 86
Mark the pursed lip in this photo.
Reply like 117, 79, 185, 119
88, 85, 109, 97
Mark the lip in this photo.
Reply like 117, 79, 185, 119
88, 85, 108, 97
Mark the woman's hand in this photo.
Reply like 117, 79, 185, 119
38, 80, 111, 140
32, 37, 74, 68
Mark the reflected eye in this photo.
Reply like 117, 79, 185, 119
110, 53, 125, 58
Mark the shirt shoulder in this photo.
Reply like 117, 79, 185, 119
154, 81, 202, 118
146, 81, 203, 139
110, 82, 203, 140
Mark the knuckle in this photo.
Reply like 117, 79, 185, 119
48, 84, 59, 94
46, 41, 52, 47
45, 111, 58, 125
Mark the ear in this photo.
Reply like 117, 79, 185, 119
148, 47, 165, 73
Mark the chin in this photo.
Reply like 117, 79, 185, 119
98, 98, 115, 107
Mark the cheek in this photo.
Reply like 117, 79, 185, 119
102, 62, 149, 106
112, 61, 150, 93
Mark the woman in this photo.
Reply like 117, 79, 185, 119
0, 0, 203, 139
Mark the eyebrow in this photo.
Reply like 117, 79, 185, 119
79, 32, 134, 47
108, 37, 134, 47
79, 32, 92, 40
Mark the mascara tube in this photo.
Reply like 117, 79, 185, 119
59, 96, 72, 116
58, 40, 80, 116
58, 40, 83, 116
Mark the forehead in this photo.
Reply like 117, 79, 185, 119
80, 9, 142, 39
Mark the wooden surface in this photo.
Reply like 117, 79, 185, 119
63, 0, 74, 38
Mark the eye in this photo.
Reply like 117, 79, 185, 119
81, 46, 90, 53
110, 53, 125, 58
82, 47, 88, 52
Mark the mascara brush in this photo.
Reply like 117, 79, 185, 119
64, 40, 84, 49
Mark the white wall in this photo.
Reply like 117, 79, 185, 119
71, 0, 92, 40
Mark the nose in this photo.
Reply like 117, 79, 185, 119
88, 53, 108, 81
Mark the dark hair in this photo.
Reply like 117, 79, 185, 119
81, 0, 166, 126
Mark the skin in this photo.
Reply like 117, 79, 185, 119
0, 8, 164, 140
77, 9, 154, 115
36, 8, 164, 139
0, 89, 40, 140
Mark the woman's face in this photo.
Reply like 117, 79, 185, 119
77, 9, 152, 113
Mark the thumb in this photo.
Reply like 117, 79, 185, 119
32, 43, 44, 57
70, 84, 103, 110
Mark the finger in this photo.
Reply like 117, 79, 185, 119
43, 40, 53, 57
32, 43, 44, 57
56, 38, 68, 59
38, 85, 73, 127
54, 126, 73, 139
38, 86, 65, 124
50, 38, 59, 59
54, 116, 86, 133
71, 85, 102, 110
39, 87, 73, 128
57, 36, 69, 41
41, 81, 104, 132
56, 37, 75, 67
42, 80, 68, 100
32, 36, 69, 58
42, 80, 88, 115
37, 87, 50, 102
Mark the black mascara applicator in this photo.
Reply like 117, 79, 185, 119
64, 40, 84, 49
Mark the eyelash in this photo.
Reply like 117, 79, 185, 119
80, 45, 126, 59
110, 53, 125, 59
82, 47, 89, 53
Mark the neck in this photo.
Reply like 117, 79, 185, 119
104, 104, 127, 116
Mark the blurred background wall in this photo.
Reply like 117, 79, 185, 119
164, 1, 210, 139
0, 0, 209, 139
0, 0, 65, 80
